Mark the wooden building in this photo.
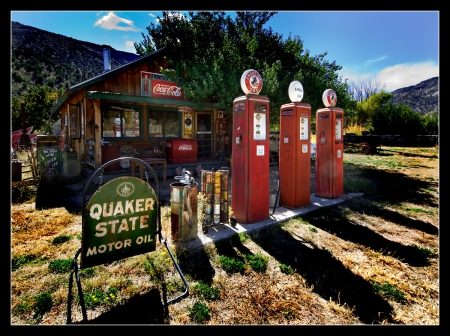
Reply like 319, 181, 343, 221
53, 46, 231, 176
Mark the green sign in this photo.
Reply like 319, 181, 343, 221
38, 147, 61, 174
81, 177, 158, 269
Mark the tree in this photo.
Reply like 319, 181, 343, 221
372, 100, 427, 136
422, 112, 438, 135
135, 11, 354, 131
11, 85, 64, 133
346, 78, 386, 103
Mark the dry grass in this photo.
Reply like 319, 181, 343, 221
11, 146, 439, 325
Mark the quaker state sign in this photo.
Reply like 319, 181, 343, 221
81, 177, 158, 269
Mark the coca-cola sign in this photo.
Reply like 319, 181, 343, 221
151, 79, 184, 100
178, 144, 192, 151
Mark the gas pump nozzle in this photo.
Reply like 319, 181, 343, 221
174, 168, 195, 186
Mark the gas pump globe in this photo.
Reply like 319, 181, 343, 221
114, 118, 124, 137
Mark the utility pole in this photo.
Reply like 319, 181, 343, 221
18, 99, 31, 148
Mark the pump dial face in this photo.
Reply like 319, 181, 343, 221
322, 89, 337, 107
240, 69, 263, 95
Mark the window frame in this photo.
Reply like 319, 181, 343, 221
101, 104, 143, 141
148, 107, 180, 139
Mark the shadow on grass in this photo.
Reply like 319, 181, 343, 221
343, 163, 438, 208
249, 224, 397, 324
74, 289, 167, 325
176, 247, 217, 285
302, 206, 432, 267
346, 198, 438, 236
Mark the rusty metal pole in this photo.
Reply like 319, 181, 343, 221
19, 99, 31, 148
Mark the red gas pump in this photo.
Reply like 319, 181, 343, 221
231, 69, 270, 224
279, 81, 311, 208
315, 89, 344, 199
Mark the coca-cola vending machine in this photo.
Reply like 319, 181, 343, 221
166, 139, 198, 163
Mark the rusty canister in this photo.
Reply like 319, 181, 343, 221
170, 182, 198, 242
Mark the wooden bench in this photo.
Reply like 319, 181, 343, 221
131, 157, 167, 188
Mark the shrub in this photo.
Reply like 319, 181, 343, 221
52, 234, 72, 245
188, 301, 211, 323
193, 282, 221, 301
48, 258, 74, 273
279, 263, 294, 275
218, 255, 245, 274
33, 292, 52, 317
246, 253, 268, 273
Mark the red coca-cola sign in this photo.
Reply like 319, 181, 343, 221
178, 144, 193, 151
151, 79, 184, 100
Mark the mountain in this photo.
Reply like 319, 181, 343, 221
11, 21, 139, 98
11, 21, 439, 115
390, 76, 439, 115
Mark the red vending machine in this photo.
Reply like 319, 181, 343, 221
315, 89, 344, 199
279, 81, 311, 208
166, 139, 198, 163
231, 69, 270, 224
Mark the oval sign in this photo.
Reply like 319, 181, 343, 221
240, 69, 263, 95
288, 81, 304, 102
322, 89, 337, 107
81, 176, 158, 269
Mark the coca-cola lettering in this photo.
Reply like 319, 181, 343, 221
153, 84, 182, 97
178, 144, 192, 151
151, 79, 184, 100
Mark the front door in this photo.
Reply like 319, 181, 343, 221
196, 113, 212, 159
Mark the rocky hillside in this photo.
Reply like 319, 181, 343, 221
391, 76, 439, 115
11, 21, 139, 99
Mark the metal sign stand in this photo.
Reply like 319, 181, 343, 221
66, 157, 189, 324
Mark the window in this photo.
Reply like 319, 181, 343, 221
102, 105, 141, 139
148, 109, 179, 138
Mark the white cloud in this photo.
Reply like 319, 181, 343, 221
377, 62, 439, 92
340, 62, 439, 92
365, 55, 388, 65
94, 11, 139, 32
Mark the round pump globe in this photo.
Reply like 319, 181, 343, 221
322, 89, 337, 107
288, 81, 304, 102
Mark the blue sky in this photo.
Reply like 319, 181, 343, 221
11, 10, 439, 92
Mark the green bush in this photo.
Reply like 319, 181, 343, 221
33, 292, 52, 317
218, 255, 245, 274
52, 234, 72, 245
369, 279, 406, 303
188, 301, 211, 323
48, 258, 74, 273
246, 253, 268, 273
279, 263, 293, 275
193, 282, 221, 301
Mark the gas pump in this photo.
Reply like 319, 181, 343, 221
279, 81, 311, 208
231, 69, 270, 223
315, 89, 344, 198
